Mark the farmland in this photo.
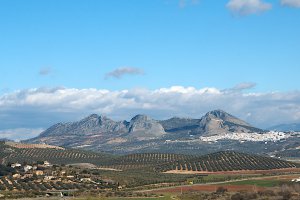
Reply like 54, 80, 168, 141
1, 141, 300, 199
0, 141, 114, 166
155, 151, 299, 173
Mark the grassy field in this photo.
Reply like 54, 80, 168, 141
187, 174, 259, 184
223, 179, 282, 187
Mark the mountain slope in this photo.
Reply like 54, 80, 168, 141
0, 141, 114, 166
159, 117, 201, 135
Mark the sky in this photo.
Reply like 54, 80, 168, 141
0, 0, 300, 140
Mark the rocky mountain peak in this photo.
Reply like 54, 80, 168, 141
79, 114, 100, 124
202, 109, 250, 127
81, 114, 110, 122
130, 114, 152, 122
197, 109, 262, 135
206, 109, 228, 118
128, 114, 165, 138
87, 113, 99, 119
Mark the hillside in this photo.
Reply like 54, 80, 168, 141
155, 151, 300, 173
105, 153, 195, 170
1, 140, 299, 175
0, 141, 114, 166
100, 151, 300, 173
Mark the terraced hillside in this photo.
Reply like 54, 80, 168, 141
105, 153, 194, 170
155, 151, 300, 173
0, 141, 114, 166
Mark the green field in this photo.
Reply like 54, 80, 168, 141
224, 179, 282, 187
188, 174, 259, 184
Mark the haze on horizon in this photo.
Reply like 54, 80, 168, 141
0, 0, 300, 140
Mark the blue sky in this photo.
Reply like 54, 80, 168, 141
0, 0, 299, 92
0, 0, 300, 140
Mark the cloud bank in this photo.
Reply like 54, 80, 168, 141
1, 85, 300, 140
0, 128, 44, 141
105, 67, 144, 79
227, 0, 272, 15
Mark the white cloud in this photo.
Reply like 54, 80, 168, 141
281, 0, 300, 7
1, 86, 300, 134
227, 0, 272, 15
105, 67, 144, 79
0, 128, 44, 141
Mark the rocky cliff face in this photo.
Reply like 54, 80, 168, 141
128, 115, 166, 139
197, 110, 262, 135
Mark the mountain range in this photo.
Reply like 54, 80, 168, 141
25, 110, 268, 154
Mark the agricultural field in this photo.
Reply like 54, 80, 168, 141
0, 142, 114, 166
2, 141, 299, 174
104, 153, 194, 170
155, 151, 300, 173
2, 141, 300, 199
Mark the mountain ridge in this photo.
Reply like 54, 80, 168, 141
25, 110, 265, 153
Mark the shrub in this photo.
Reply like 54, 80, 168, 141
231, 193, 244, 200
258, 190, 275, 196
216, 186, 228, 194
280, 191, 292, 200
